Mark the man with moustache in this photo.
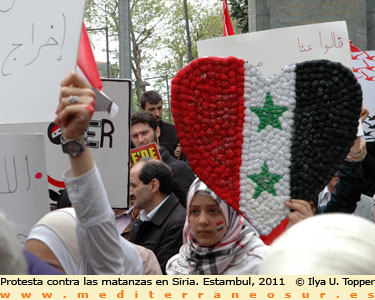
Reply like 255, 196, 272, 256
129, 158, 185, 273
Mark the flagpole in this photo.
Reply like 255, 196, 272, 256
183, 0, 193, 62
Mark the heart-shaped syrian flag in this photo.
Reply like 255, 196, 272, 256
171, 57, 362, 236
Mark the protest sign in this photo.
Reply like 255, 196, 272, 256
0, 79, 131, 209
198, 21, 351, 76
0, 0, 86, 124
351, 50, 375, 140
130, 143, 161, 166
91, 79, 131, 208
0, 134, 49, 242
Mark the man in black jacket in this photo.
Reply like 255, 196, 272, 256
130, 111, 195, 206
129, 158, 185, 273
140, 91, 179, 157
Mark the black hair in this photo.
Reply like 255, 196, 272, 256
140, 91, 162, 109
138, 158, 174, 195
131, 110, 157, 131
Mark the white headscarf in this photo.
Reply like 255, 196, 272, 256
27, 208, 79, 274
260, 213, 375, 274
27, 208, 160, 275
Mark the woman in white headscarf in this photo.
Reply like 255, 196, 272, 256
26, 207, 161, 275
166, 178, 268, 275
260, 213, 375, 274
26, 208, 80, 274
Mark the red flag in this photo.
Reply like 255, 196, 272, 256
77, 23, 118, 117
77, 23, 102, 90
349, 41, 361, 53
223, 0, 234, 36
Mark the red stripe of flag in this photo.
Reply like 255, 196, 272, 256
77, 24, 118, 122
223, 0, 234, 36
216, 220, 224, 231
48, 175, 66, 189
77, 23, 102, 91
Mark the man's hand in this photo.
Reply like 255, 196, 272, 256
55, 72, 95, 140
360, 106, 369, 123
285, 199, 314, 228
55, 71, 95, 177
346, 137, 367, 162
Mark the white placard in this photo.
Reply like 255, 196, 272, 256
0, 134, 49, 242
0, 79, 131, 209
92, 79, 131, 208
0, 0, 86, 124
198, 21, 351, 76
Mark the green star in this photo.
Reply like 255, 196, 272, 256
250, 92, 288, 132
248, 162, 282, 199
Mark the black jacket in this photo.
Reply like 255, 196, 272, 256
315, 160, 365, 214
159, 146, 195, 207
129, 194, 186, 274
159, 120, 179, 156
362, 142, 375, 197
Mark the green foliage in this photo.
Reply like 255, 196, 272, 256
85, 1, 119, 36
84, 0, 223, 118
228, 0, 248, 33
154, 1, 222, 75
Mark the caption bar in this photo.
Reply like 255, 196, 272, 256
1, 276, 375, 300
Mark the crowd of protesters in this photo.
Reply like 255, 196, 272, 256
1, 69, 375, 275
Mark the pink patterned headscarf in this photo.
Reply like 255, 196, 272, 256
181, 178, 256, 274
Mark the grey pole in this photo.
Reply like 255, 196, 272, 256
118, 0, 132, 112
248, 0, 256, 32
183, 0, 193, 62
86, 27, 110, 78
118, 0, 132, 79
105, 26, 110, 77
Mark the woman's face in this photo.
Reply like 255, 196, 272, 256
189, 194, 227, 247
